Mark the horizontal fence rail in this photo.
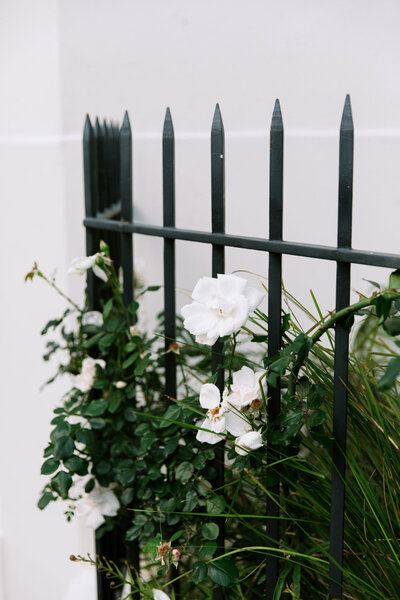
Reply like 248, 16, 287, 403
82, 96, 399, 600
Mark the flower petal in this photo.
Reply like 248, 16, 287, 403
224, 409, 252, 437
85, 507, 106, 530
216, 274, 247, 299
100, 490, 120, 517
192, 276, 219, 304
199, 383, 220, 409
153, 590, 171, 600
92, 264, 108, 282
244, 285, 264, 312
235, 430, 263, 455
196, 418, 225, 444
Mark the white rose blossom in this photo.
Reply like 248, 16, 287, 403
196, 383, 252, 445
235, 430, 264, 456
181, 274, 264, 345
75, 356, 106, 392
153, 591, 171, 600
75, 485, 120, 529
68, 253, 110, 283
231, 365, 265, 408
82, 311, 103, 328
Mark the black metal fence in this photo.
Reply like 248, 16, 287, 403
82, 97, 400, 600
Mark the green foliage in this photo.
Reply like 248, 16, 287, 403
35, 254, 400, 599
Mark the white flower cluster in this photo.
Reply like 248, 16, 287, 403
74, 356, 106, 393
197, 366, 264, 455
182, 274, 264, 345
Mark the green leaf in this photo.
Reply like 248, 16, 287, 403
121, 488, 134, 506
64, 456, 88, 476
208, 372, 219, 385
158, 405, 182, 428
293, 563, 301, 594
85, 478, 95, 493
108, 391, 123, 413
184, 491, 198, 512
134, 354, 151, 376
175, 461, 194, 485
38, 491, 55, 510
281, 409, 303, 429
50, 421, 71, 442
84, 398, 108, 417
389, 270, 400, 290
99, 333, 117, 351
192, 452, 206, 470
41, 458, 60, 475
308, 384, 326, 408
201, 522, 219, 540
140, 432, 156, 451
89, 417, 106, 429
169, 529, 183, 543
251, 334, 268, 343
383, 317, 400, 336
306, 408, 326, 428
206, 495, 225, 515
192, 561, 207, 584
164, 437, 179, 456
50, 470, 72, 499
208, 558, 239, 587
126, 524, 142, 541
53, 436, 75, 460
122, 353, 139, 370
83, 332, 104, 349
159, 497, 176, 514
128, 300, 139, 314
373, 295, 393, 324
377, 357, 400, 391
118, 469, 136, 486
103, 298, 113, 320
199, 541, 217, 559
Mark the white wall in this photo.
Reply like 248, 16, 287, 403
1, 1, 400, 598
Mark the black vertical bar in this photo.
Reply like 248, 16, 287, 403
329, 95, 354, 599
119, 111, 139, 593
83, 115, 97, 310
163, 108, 177, 403
95, 118, 106, 214
120, 112, 134, 307
266, 100, 284, 600
211, 104, 225, 600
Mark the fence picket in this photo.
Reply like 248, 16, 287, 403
163, 107, 177, 404
210, 104, 225, 600
266, 99, 284, 599
329, 95, 354, 599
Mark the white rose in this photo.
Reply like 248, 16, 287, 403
235, 430, 264, 455
82, 311, 103, 328
153, 590, 171, 600
68, 253, 109, 283
75, 485, 120, 530
75, 356, 106, 392
231, 366, 265, 408
181, 274, 264, 345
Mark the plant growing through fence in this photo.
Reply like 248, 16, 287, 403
29, 244, 400, 599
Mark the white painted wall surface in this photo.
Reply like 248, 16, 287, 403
1, 1, 400, 598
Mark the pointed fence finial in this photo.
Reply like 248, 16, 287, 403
271, 99, 283, 132
163, 107, 174, 138
121, 111, 131, 135
340, 95, 353, 130
83, 114, 93, 139
212, 103, 224, 134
